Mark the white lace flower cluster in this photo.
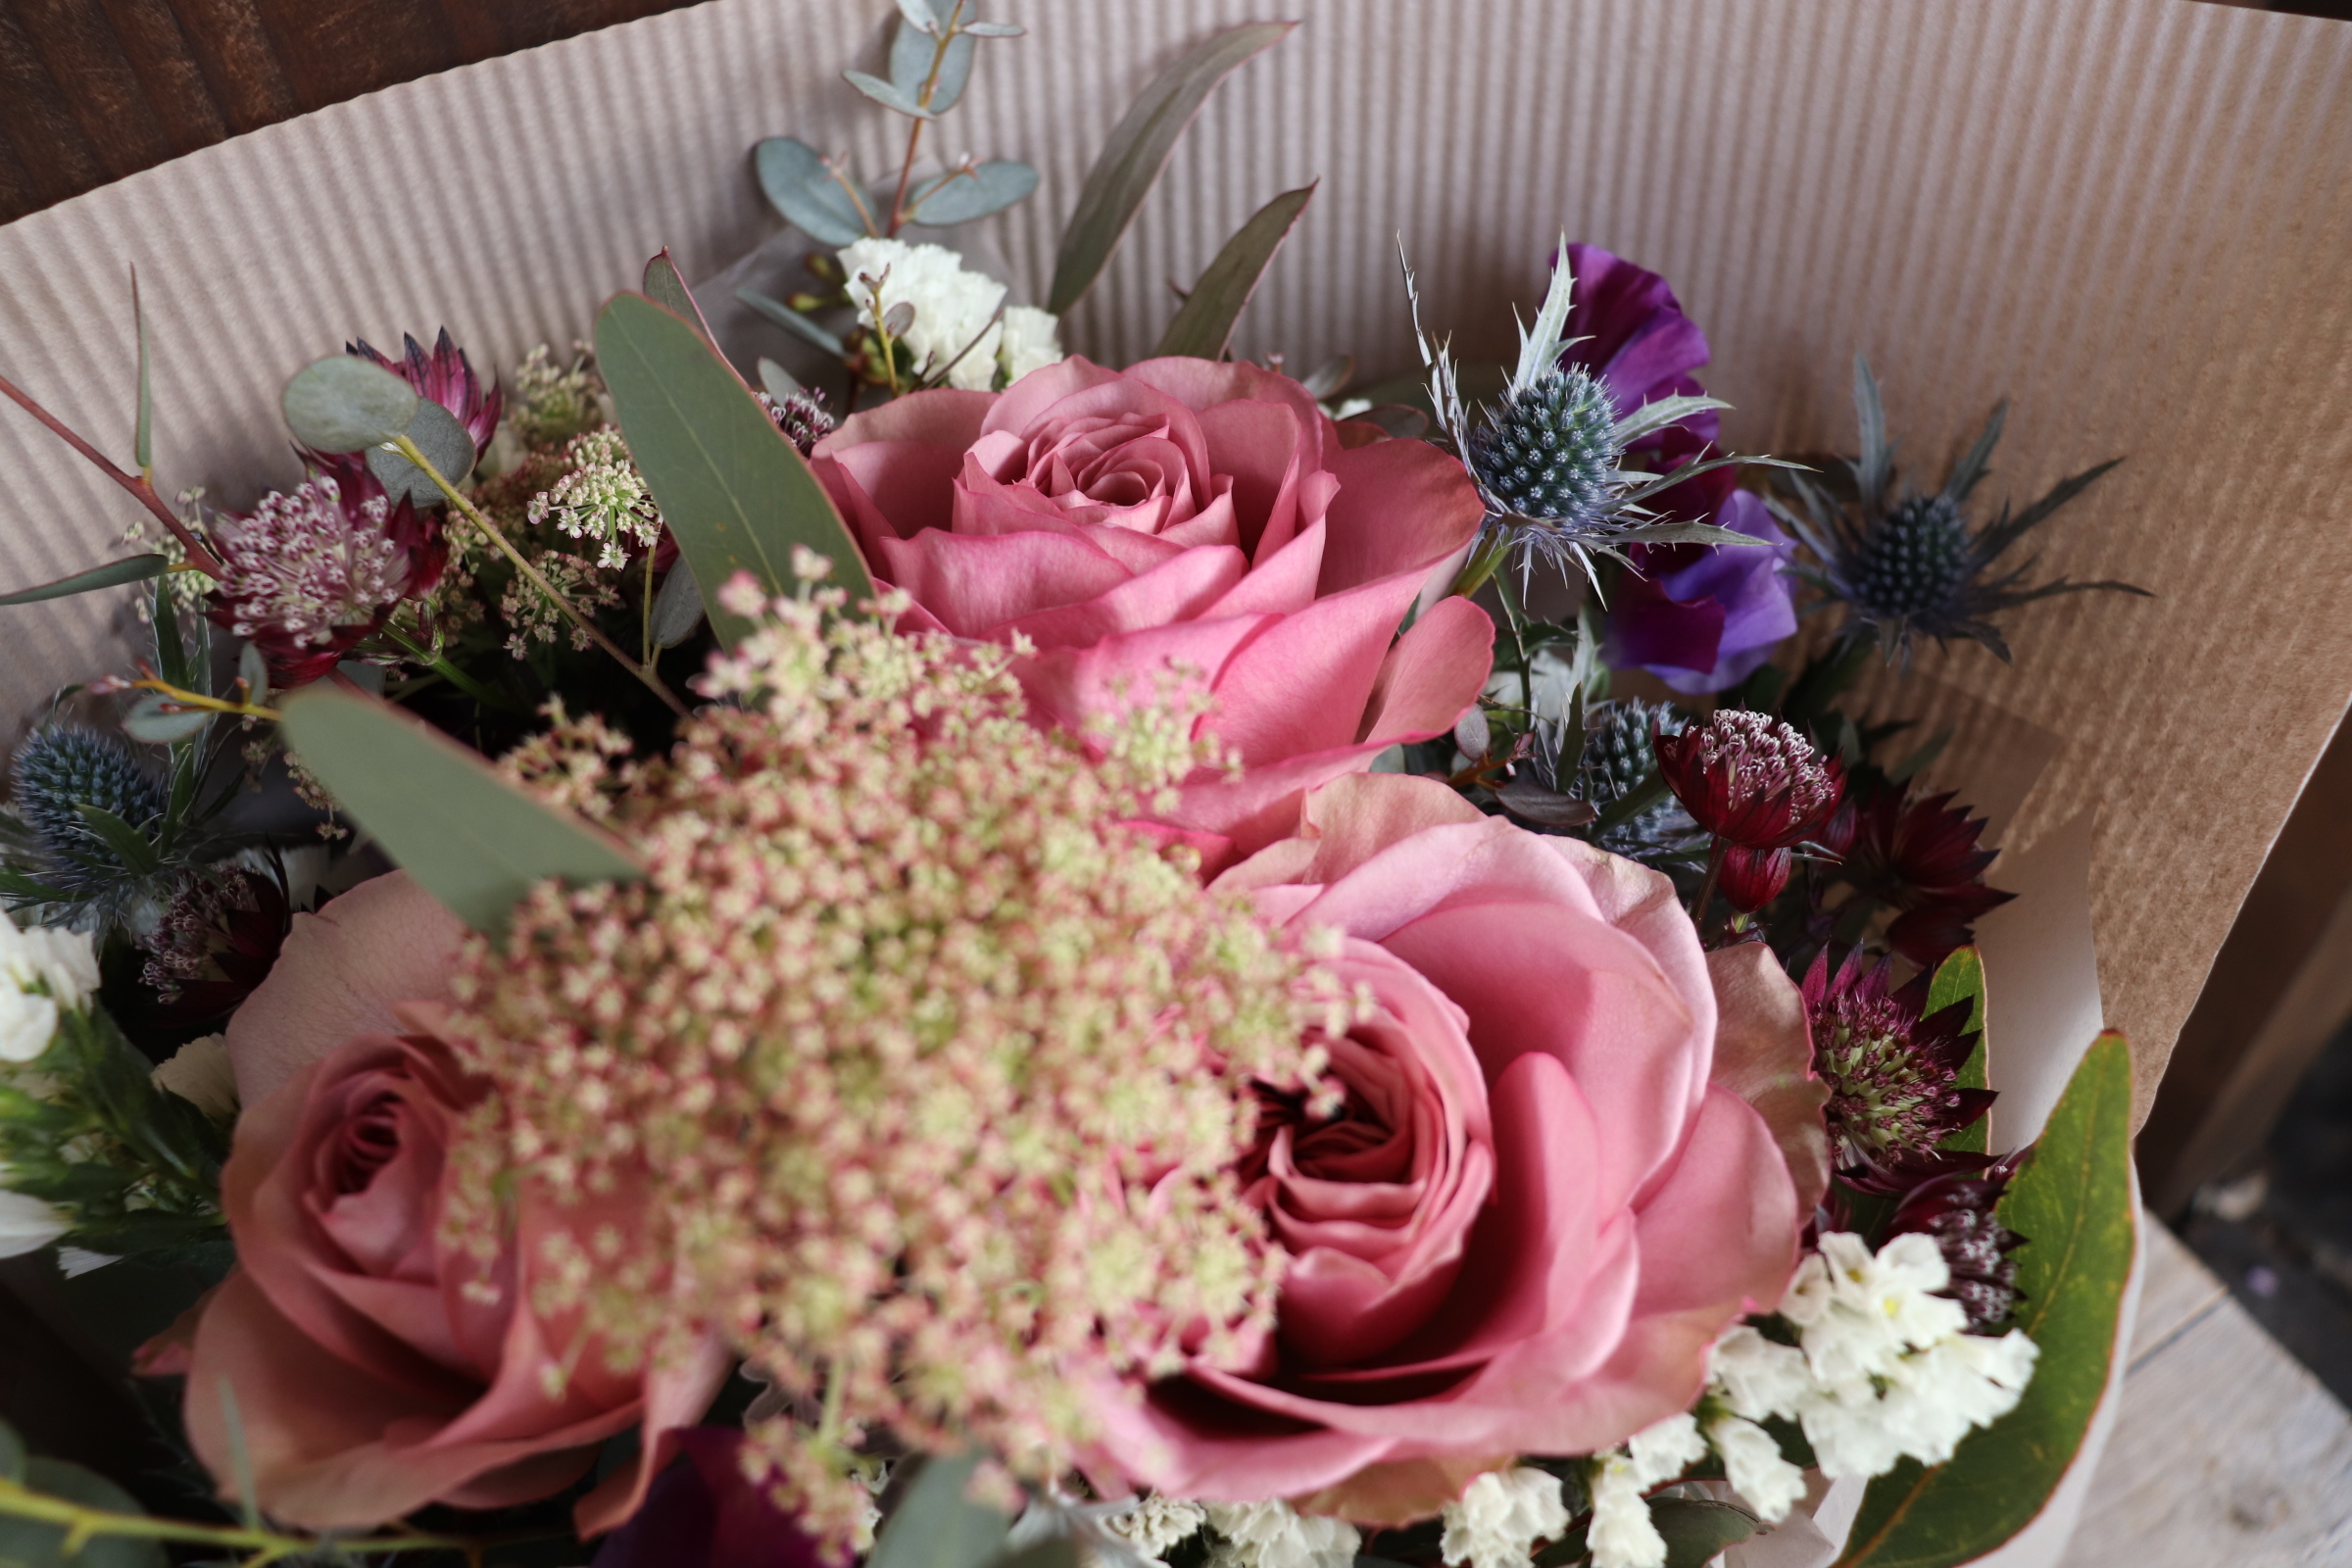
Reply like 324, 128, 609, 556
1710, 1231, 2039, 1485
527, 428, 662, 569
839, 236, 1063, 392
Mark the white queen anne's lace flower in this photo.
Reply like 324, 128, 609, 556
1441, 1467, 1571, 1568
1203, 1500, 1360, 1568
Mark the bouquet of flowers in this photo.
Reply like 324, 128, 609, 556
0, 9, 2147, 1568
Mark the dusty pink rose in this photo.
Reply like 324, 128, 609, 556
811, 357, 1494, 868
1088, 775, 1814, 1509
182, 873, 726, 1532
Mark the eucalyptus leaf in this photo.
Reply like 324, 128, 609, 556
122, 693, 211, 746
597, 292, 873, 646
278, 687, 644, 938
150, 571, 194, 694
1155, 182, 1315, 359
650, 562, 707, 649
0, 1455, 169, 1568
962, 21, 1023, 36
1650, 1497, 1759, 1568
869, 1453, 1010, 1568
891, 19, 976, 114
132, 269, 153, 473
1046, 22, 1295, 315
0, 554, 167, 607
906, 160, 1038, 226
237, 640, 270, 710
738, 287, 851, 359
758, 358, 805, 400
0, 1416, 23, 1481
1494, 777, 1597, 829
894, 0, 939, 29
1837, 1034, 2136, 1568
755, 137, 871, 247
1300, 354, 1354, 399
281, 355, 417, 454
846, 69, 938, 120
644, 249, 719, 348
367, 397, 473, 507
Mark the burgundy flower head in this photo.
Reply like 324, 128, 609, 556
1853, 788, 2016, 965
1655, 708, 1846, 852
1802, 949, 1995, 1189
139, 865, 292, 1029
1888, 1163, 2026, 1332
346, 327, 503, 463
205, 469, 446, 687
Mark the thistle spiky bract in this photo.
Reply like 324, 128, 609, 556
1777, 356, 2147, 663
1400, 237, 1792, 592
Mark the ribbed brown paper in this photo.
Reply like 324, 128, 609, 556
1, 0, 2348, 1122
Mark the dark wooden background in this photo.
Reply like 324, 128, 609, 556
0, 0, 700, 223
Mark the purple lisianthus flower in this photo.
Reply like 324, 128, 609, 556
1560, 241, 1718, 451
592, 1428, 824, 1568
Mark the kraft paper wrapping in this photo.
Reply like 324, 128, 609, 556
0, 0, 2348, 1124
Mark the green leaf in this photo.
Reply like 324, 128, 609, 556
758, 358, 804, 400
756, 136, 871, 246
281, 355, 417, 454
644, 248, 719, 347
1045, 22, 1294, 315
847, 68, 939, 121
868, 1453, 1010, 1568
1925, 947, 1989, 1155
237, 640, 270, 710
650, 562, 706, 649
277, 687, 643, 938
131, 268, 153, 474
890, 18, 976, 114
597, 292, 873, 644
0, 555, 168, 608
906, 161, 1039, 226
368, 397, 474, 506
0, 1456, 169, 1568
1836, 1033, 2136, 1568
0, 1416, 23, 1482
1154, 183, 1316, 360
121, 693, 210, 746
1651, 1497, 1759, 1567
738, 287, 850, 360
73, 806, 160, 875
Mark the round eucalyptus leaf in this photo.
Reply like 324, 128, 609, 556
368, 398, 474, 508
282, 355, 417, 454
122, 692, 214, 746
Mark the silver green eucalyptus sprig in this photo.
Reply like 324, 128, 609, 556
1404, 238, 1798, 597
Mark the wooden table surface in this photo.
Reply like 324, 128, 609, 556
2070, 1218, 2352, 1566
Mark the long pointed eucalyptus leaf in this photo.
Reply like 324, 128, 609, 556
644, 249, 720, 348
278, 687, 643, 938
596, 292, 872, 646
1154, 183, 1316, 360
0, 554, 168, 607
1047, 22, 1294, 315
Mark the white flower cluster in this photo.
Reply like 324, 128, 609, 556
1710, 1231, 2039, 1484
1107, 1495, 1210, 1560
1581, 1413, 1709, 1568
528, 428, 662, 569
0, 913, 98, 1257
1202, 1500, 1359, 1568
0, 913, 97, 1064
839, 237, 1063, 392
1441, 1466, 1572, 1568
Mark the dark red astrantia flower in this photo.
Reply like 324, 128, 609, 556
1852, 788, 2016, 965
1802, 949, 1995, 1189
1655, 707, 1846, 851
1887, 1163, 2026, 1333
139, 865, 292, 1029
347, 327, 503, 464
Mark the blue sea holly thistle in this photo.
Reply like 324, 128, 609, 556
1405, 239, 1792, 593
1778, 357, 2146, 662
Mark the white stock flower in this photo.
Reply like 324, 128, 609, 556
841, 237, 1013, 392
1440, 1467, 1571, 1568
1584, 1454, 1666, 1568
0, 914, 99, 1016
1625, 1411, 1706, 1487
0, 988, 60, 1064
0, 1177, 68, 1258
1000, 306, 1064, 383
1108, 1496, 1209, 1559
1706, 1414, 1808, 1522
1706, 1325, 1811, 1422
1203, 1500, 1360, 1568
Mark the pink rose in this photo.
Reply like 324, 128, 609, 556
812, 358, 1494, 868
181, 873, 727, 1532
1089, 776, 1816, 1510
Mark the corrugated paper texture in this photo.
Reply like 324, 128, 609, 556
1, 0, 2348, 1120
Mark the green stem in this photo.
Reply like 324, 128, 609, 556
0, 1476, 513, 1566
1691, 839, 1726, 934
377, 621, 525, 715
386, 434, 686, 717
1447, 531, 1510, 601
641, 547, 658, 667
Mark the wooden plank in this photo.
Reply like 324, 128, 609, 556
2070, 1219, 2352, 1566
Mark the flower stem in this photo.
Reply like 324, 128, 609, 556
128, 674, 279, 721
884, 0, 969, 234
1691, 838, 1726, 934
377, 621, 526, 715
1447, 532, 1510, 601
0, 1475, 526, 1567
386, 433, 687, 717
0, 369, 224, 577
